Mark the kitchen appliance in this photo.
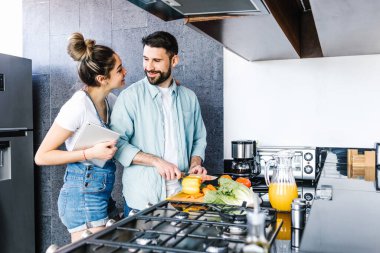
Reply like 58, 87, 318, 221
230, 140, 260, 177
54, 200, 282, 253
257, 146, 318, 182
0, 53, 35, 253
127, 0, 269, 21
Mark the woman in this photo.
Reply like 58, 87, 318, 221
35, 32, 127, 242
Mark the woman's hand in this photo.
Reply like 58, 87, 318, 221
85, 140, 117, 160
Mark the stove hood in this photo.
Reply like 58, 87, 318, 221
128, 0, 269, 21
127, 0, 322, 61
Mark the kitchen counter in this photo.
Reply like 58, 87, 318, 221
54, 151, 380, 253
299, 157, 380, 253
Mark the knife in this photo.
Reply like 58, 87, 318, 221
181, 172, 218, 181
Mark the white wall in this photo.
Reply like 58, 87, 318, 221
224, 49, 380, 158
0, 1, 22, 57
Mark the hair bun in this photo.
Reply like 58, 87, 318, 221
85, 39, 95, 51
67, 32, 96, 61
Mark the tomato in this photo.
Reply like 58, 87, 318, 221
236, 177, 251, 188
220, 174, 233, 180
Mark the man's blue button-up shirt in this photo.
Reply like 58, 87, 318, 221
110, 77, 207, 210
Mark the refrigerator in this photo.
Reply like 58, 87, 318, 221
0, 53, 35, 253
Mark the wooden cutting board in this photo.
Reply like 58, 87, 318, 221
167, 191, 204, 203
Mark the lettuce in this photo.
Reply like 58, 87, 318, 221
204, 177, 255, 206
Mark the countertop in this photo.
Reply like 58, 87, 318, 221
299, 155, 380, 253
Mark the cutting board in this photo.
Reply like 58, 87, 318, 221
167, 191, 204, 203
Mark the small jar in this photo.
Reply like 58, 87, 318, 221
291, 198, 306, 229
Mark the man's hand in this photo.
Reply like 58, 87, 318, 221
189, 156, 207, 175
189, 164, 207, 175
153, 158, 182, 180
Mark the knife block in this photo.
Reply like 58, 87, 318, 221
347, 149, 375, 181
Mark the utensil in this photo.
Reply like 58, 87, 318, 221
181, 172, 217, 181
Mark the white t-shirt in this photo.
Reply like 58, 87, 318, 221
54, 90, 117, 151
158, 87, 181, 197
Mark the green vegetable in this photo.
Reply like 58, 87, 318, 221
204, 177, 254, 206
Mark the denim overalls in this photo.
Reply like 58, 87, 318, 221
57, 92, 117, 233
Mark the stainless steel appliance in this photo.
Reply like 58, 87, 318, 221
230, 140, 260, 177
257, 146, 318, 181
0, 53, 35, 253
54, 200, 282, 253
127, 0, 269, 21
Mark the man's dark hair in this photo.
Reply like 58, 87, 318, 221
142, 31, 178, 58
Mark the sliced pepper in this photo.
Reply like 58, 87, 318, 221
182, 176, 202, 195
206, 184, 217, 191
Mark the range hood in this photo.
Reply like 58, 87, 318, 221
127, 0, 322, 61
128, 0, 269, 21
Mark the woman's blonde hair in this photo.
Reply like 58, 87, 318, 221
67, 32, 115, 87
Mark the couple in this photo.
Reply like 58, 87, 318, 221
34, 31, 207, 242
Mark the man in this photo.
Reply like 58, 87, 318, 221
110, 31, 207, 211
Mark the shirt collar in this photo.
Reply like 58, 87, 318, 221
143, 77, 177, 99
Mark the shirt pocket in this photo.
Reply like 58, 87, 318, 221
182, 111, 194, 127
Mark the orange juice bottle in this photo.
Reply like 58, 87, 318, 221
265, 150, 298, 212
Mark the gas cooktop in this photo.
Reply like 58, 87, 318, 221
57, 201, 282, 253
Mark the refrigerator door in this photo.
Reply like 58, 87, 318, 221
0, 130, 35, 253
0, 53, 33, 129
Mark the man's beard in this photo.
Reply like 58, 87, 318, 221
145, 65, 172, 85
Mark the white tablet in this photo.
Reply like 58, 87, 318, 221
73, 122, 120, 167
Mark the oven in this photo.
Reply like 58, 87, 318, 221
257, 146, 318, 181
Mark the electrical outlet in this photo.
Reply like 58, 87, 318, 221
0, 74, 4, 91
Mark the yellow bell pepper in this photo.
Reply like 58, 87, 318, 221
182, 176, 202, 195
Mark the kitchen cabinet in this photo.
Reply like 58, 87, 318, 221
310, 0, 380, 57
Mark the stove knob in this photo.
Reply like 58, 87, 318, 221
304, 152, 313, 161
304, 193, 314, 201
304, 165, 313, 174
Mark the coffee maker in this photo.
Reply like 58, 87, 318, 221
231, 140, 260, 177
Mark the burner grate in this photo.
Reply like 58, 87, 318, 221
56, 200, 281, 253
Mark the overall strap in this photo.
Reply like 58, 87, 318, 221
82, 89, 111, 129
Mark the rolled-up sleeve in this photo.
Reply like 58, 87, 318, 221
110, 92, 140, 167
191, 98, 207, 162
